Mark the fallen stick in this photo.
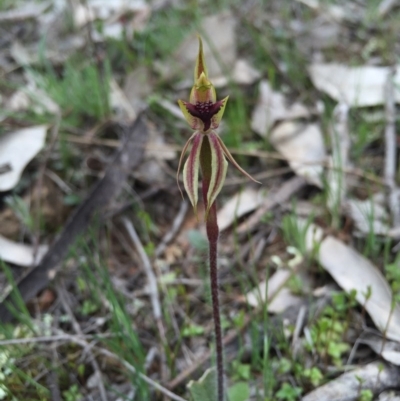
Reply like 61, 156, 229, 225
0, 114, 148, 323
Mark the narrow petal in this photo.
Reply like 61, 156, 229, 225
183, 133, 204, 216
178, 100, 204, 131
210, 96, 229, 130
177, 132, 197, 198
205, 133, 228, 218
215, 134, 261, 184
194, 36, 208, 81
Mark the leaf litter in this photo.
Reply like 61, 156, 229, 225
1, 0, 400, 400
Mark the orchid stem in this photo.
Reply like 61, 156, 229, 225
200, 137, 225, 401
206, 202, 224, 401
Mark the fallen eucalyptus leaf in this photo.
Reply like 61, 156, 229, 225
303, 222, 400, 342
217, 188, 265, 231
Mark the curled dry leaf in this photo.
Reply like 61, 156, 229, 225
269, 121, 326, 187
359, 332, 400, 366
309, 63, 400, 107
0, 125, 47, 192
304, 222, 400, 342
302, 362, 400, 401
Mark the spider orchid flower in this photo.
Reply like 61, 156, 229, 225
177, 36, 259, 218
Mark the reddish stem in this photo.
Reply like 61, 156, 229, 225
200, 136, 224, 401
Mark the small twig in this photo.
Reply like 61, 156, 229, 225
155, 200, 188, 258
57, 285, 108, 401
121, 218, 165, 340
121, 217, 168, 386
32, 113, 61, 263
291, 305, 307, 357
0, 114, 148, 323
0, 333, 117, 346
384, 68, 400, 227
46, 346, 62, 401
237, 176, 307, 234
53, 329, 188, 401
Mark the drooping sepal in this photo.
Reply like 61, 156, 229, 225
183, 132, 204, 216
205, 133, 228, 218
216, 134, 261, 184
176, 132, 197, 197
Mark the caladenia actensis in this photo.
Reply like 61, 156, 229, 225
177, 36, 260, 401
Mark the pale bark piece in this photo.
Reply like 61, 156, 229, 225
309, 63, 400, 107
73, 0, 148, 27
0, 235, 47, 267
269, 122, 326, 187
0, 125, 47, 192
0, 2, 50, 22
315, 234, 400, 342
359, 332, 400, 366
251, 80, 310, 136
217, 188, 265, 231
302, 362, 400, 401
